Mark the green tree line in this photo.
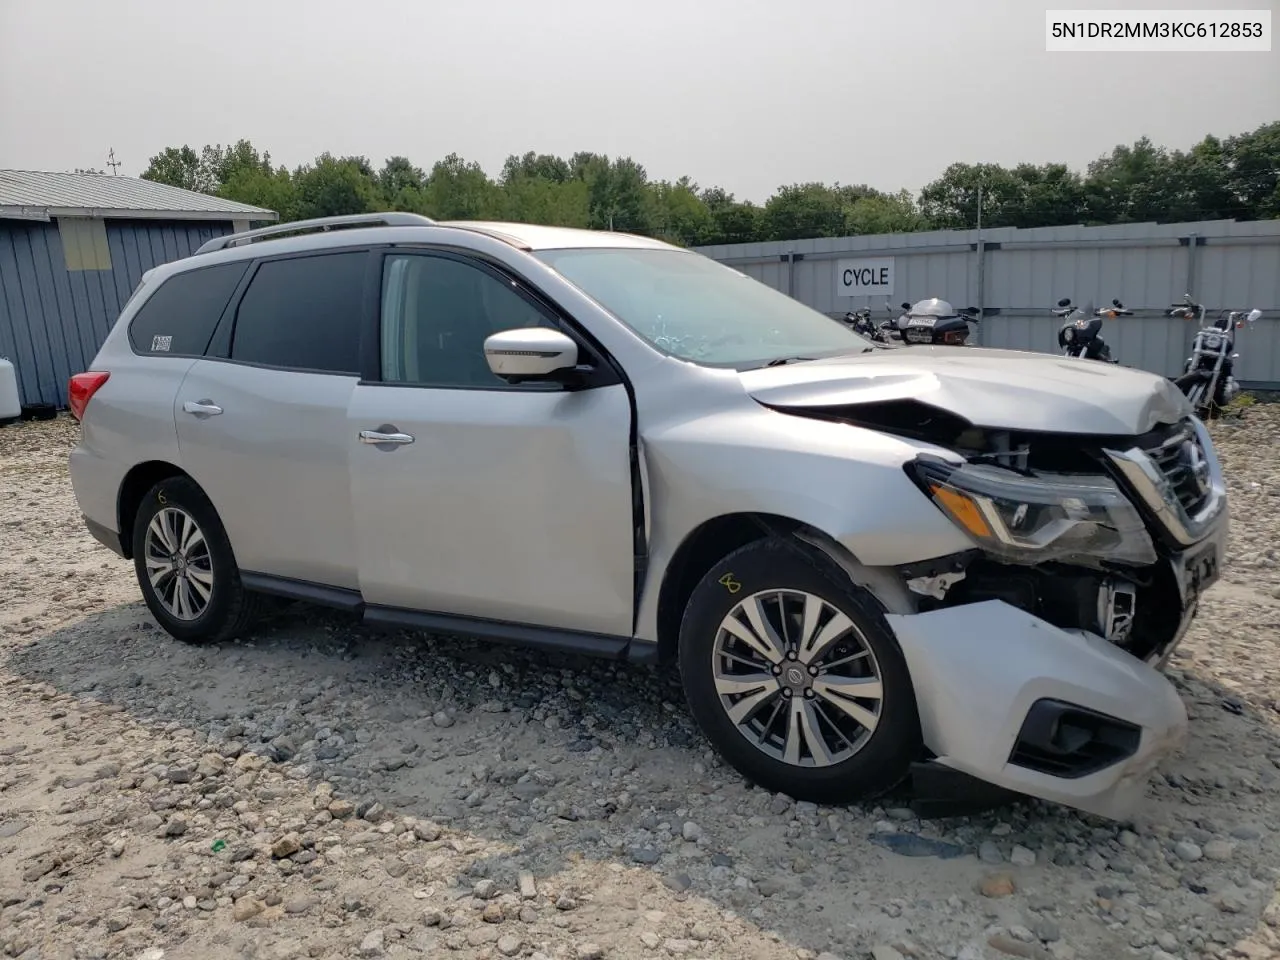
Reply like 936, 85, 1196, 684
141, 121, 1278, 246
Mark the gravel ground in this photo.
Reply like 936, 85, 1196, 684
2, 407, 1280, 960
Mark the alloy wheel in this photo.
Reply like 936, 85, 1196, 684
712, 589, 884, 767
143, 506, 214, 621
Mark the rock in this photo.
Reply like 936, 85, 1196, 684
979, 873, 1016, 898
519, 872, 537, 899
163, 816, 187, 837
271, 833, 302, 858
1174, 840, 1203, 862
576, 944, 604, 960
0, 821, 28, 838
631, 847, 661, 864
1031, 918, 1061, 942
979, 841, 1004, 864
872, 947, 906, 960
413, 821, 441, 841
639, 932, 661, 949
358, 930, 385, 957
105, 914, 131, 933
1010, 845, 1037, 867
233, 899, 264, 921
284, 897, 316, 915
473, 879, 498, 900
482, 902, 504, 923
196, 753, 226, 776
23, 857, 58, 882
466, 927, 500, 947
1202, 839, 1235, 861
681, 821, 702, 842
1213, 892, 1245, 913
432, 711, 455, 728
497, 935, 523, 957
327, 799, 356, 819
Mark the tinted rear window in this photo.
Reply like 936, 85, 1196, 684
230, 252, 366, 374
127, 261, 249, 356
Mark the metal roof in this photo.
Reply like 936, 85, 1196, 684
0, 169, 279, 222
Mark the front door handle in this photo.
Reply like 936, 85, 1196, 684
359, 429, 415, 445
182, 400, 223, 417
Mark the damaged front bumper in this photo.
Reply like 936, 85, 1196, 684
887, 600, 1189, 820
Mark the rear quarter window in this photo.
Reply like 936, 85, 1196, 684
127, 261, 250, 356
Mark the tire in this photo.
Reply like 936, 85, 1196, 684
131, 475, 260, 644
678, 536, 922, 805
1175, 373, 1210, 420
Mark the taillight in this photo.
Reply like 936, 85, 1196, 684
68, 371, 110, 421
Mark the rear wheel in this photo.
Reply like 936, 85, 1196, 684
131, 476, 260, 644
678, 537, 921, 804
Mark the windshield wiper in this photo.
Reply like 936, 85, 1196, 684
764, 356, 817, 367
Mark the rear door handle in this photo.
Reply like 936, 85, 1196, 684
182, 400, 223, 417
359, 430, 415, 445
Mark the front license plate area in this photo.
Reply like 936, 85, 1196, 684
905, 327, 934, 344
1181, 542, 1219, 610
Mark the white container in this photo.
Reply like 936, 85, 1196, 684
0, 357, 20, 422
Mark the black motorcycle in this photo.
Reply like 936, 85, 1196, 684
1170, 294, 1262, 419
880, 299, 980, 346
1052, 298, 1130, 362
841, 308, 888, 342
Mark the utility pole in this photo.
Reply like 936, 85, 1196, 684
106, 148, 121, 176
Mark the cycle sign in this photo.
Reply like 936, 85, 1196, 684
836, 257, 895, 298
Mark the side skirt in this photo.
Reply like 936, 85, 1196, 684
239, 571, 658, 664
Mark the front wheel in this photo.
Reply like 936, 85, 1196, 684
1175, 373, 1212, 420
131, 476, 260, 644
678, 537, 922, 804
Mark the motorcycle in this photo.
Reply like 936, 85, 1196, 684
881, 299, 980, 346
1170, 293, 1263, 419
1052, 297, 1131, 362
841, 308, 888, 342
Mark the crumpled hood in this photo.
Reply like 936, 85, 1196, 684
739, 347, 1192, 435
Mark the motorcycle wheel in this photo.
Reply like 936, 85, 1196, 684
1175, 373, 1212, 420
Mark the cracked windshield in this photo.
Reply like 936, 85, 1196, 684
536, 247, 873, 368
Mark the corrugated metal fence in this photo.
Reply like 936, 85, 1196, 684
0, 218, 233, 408
694, 219, 1280, 387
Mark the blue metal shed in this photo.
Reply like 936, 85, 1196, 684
0, 169, 277, 409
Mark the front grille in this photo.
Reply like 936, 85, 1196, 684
1141, 422, 1211, 516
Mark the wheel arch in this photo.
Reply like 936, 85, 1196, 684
654, 512, 916, 664
116, 460, 196, 559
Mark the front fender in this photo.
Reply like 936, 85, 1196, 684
633, 405, 973, 643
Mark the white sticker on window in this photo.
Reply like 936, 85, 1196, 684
151, 335, 173, 353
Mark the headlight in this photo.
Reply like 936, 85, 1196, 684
1063, 328, 1075, 342
908, 457, 1156, 566
1200, 333, 1221, 350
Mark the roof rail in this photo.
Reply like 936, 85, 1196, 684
194, 212, 436, 255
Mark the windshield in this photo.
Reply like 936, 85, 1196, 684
534, 247, 873, 368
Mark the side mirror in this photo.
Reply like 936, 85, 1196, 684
1247, 308, 1263, 323
960, 306, 979, 317
1112, 298, 1123, 308
484, 327, 580, 383
901, 301, 912, 311
1056, 298, 1071, 307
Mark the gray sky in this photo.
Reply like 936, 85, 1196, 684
1, 0, 1276, 203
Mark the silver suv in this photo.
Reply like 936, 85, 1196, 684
68, 213, 1227, 820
